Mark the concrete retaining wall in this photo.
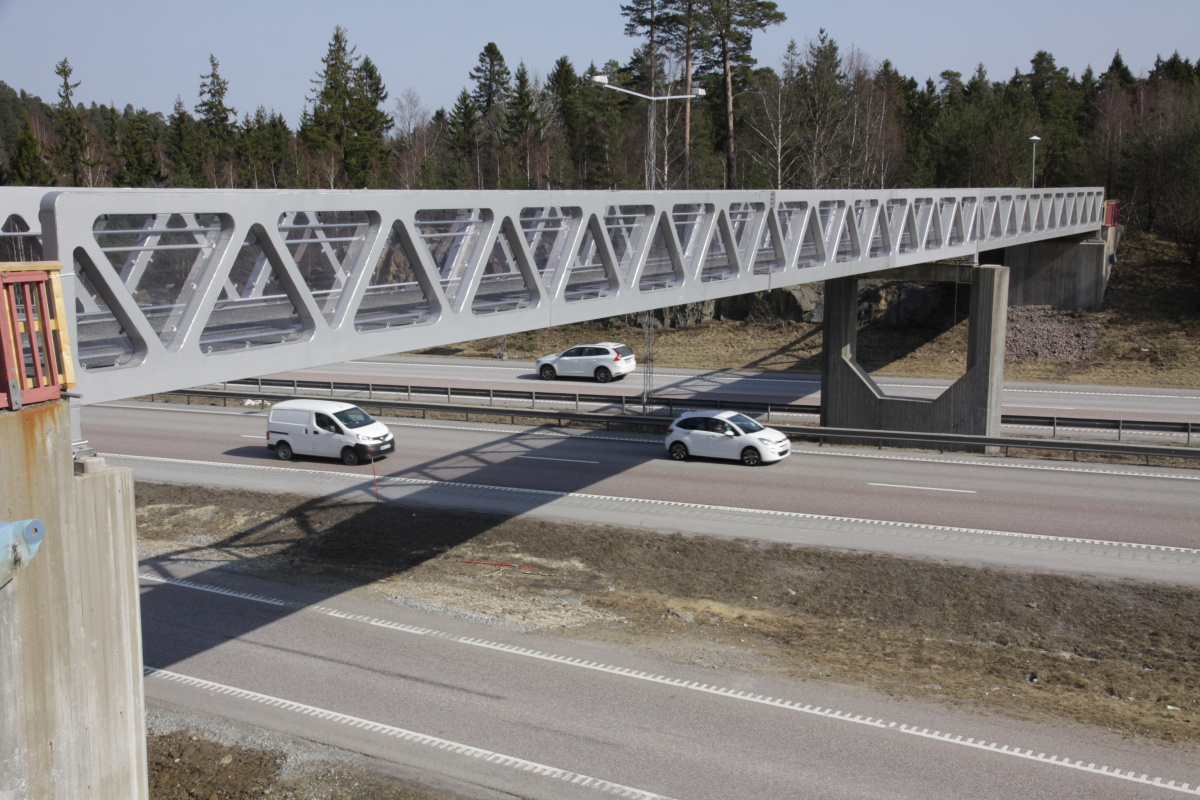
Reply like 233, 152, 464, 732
0, 401, 147, 800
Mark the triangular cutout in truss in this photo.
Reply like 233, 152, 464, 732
794, 208, 827, 267
1, 214, 42, 262
959, 197, 978, 242
924, 200, 943, 251
279, 210, 371, 323
728, 202, 765, 267
700, 212, 739, 282
1005, 200, 1019, 236
671, 203, 712, 273
775, 201, 808, 264
520, 206, 577, 288
986, 200, 1002, 240
639, 216, 681, 292
91, 212, 223, 350
472, 223, 533, 315
414, 208, 487, 304
1020, 199, 1033, 234
1069, 196, 1080, 226
1058, 197, 1070, 228
564, 214, 617, 302
201, 224, 303, 353
947, 205, 966, 247
752, 217, 783, 275
72, 249, 136, 370
836, 209, 862, 262
867, 207, 891, 258
604, 205, 654, 283
355, 220, 434, 332
1034, 198, 1047, 231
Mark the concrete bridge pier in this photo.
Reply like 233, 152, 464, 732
981, 227, 1116, 311
820, 265, 1010, 449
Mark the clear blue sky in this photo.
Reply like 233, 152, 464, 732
0, 0, 1195, 127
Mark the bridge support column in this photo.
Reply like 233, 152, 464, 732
821, 265, 1009, 449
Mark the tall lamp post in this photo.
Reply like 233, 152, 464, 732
591, 74, 704, 191
1029, 135, 1041, 189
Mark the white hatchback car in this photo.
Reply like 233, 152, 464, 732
536, 342, 636, 383
665, 410, 791, 466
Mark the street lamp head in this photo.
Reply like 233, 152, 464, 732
693, 87, 706, 98
1029, 135, 1041, 142
591, 74, 610, 86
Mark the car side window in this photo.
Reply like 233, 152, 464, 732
678, 418, 700, 431
708, 420, 729, 434
563, 347, 585, 357
315, 413, 339, 433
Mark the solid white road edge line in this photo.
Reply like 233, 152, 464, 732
868, 483, 977, 494
143, 666, 678, 800
139, 573, 1200, 795
111, 454, 1200, 556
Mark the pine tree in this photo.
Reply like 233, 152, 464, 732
469, 43, 512, 188
506, 62, 540, 185
9, 113, 54, 186
699, 0, 785, 188
115, 110, 166, 187
195, 55, 237, 186
448, 88, 480, 189
345, 55, 392, 187
51, 58, 94, 186
661, 0, 704, 187
165, 97, 203, 186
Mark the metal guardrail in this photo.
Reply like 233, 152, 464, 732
213, 377, 1198, 445
149, 386, 1200, 465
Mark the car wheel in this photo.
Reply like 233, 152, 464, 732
341, 447, 361, 467
276, 441, 293, 461
594, 367, 612, 383
540, 365, 556, 381
740, 447, 762, 466
669, 442, 689, 461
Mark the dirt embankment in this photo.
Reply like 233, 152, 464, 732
138, 481, 1198, 800
423, 232, 1200, 387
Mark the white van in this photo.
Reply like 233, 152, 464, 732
266, 399, 395, 466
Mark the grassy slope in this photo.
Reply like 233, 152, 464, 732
421, 232, 1200, 388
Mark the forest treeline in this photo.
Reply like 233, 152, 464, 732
1, 1, 1198, 263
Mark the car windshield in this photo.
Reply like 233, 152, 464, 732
334, 407, 375, 429
728, 414, 764, 433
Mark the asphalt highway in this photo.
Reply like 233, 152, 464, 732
265, 355, 1200, 423
85, 402, 1200, 583
90, 402, 1200, 797
140, 562, 1200, 800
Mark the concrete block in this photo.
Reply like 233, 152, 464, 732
0, 401, 148, 800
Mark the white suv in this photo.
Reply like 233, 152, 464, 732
536, 342, 636, 383
665, 410, 790, 466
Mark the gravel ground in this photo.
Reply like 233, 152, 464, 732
1006, 305, 1100, 363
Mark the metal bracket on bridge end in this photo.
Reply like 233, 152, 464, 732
0, 519, 46, 589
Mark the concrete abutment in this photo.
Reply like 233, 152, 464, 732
0, 401, 148, 800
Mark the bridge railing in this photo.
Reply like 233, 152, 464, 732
0, 187, 1106, 405
1, 262, 75, 410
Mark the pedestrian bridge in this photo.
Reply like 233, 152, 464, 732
1, 186, 1103, 406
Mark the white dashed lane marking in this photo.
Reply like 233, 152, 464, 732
141, 572, 1200, 796
143, 667, 678, 800
868, 483, 976, 494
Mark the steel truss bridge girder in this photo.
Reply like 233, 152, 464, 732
21, 187, 1103, 406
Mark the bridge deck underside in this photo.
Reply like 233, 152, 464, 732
1, 187, 1103, 404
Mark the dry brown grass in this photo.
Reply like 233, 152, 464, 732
420, 232, 1200, 387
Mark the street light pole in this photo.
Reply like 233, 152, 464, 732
1029, 135, 1041, 189
591, 75, 704, 191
